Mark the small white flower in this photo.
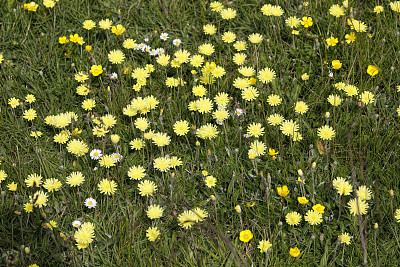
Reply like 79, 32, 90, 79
217, 105, 226, 110
144, 38, 149, 42
243, 133, 250, 138
110, 72, 118, 80
172, 39, 181, 47
84, 198, 97, 209
160, 33, 169, 41
149, 49, 158, 56
235, 108, 243, 116
157, 48, 165, 54
111, 153, 122, 162
216, 119, 223, 125
328, 72, 334, 77
72, 220, 81, 228
90, 149, 102, 160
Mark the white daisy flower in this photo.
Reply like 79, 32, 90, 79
111, 153, 122, 162
216, 119, 223, 125
172, 39, 181, 47
72, 220, 81, 228
160, 33, 169, 41
149, 49, 158, 56
156, 48, 165, 54
84, 198, 97, 209
110, 72, 118, 80
90, 149, 102, 160
235, 108, 244, 116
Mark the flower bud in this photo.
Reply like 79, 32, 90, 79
110, 134, 120, 144
235, 205, 241, 213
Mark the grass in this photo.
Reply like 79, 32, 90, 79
1, 0, 400, 266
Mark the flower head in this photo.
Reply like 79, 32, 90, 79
289, 247, 300, 257
367, 65, 379, 76
277, 185, 289, 197
239, 230, 253, 243
338, 233, 352, 245
108, 50, 125, 64
84, 198, 97, 209
258, 240, 272, 253
305, 210, 323, 225
317, 125, 335, 140
98, 179, 117, 195
348, 198, 369, 216
301, 17, 313, 28
146, 226, 160, 241
333, 177, 353, 196
147, 204, 164, 219
138, 180, 157, 196
286, 212, 302, 226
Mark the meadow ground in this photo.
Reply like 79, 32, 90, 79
1, 0, 400, 266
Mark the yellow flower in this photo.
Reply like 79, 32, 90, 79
367, 65, 379, 76
360, 91, 375, 105
210, 1, 223, 12
58, 36, 69, 44
108, 50, 125, 64
23, 108, 37, 121
391, 1, 400, 12
258, 240, 272, 253
301, 17, 313, 28
338, 233, 352, 245
277, 185, 289, 197
345, 32, 356, 44
220, 8, 236, 20
203, 24, 217, 35
374, 6, 384, 14
297, 197, 309, 205
138, 180, 157, 196
285, 16, 301, 28
83, 20, 96, 30
312, 204, 326, 213
99, 19, 113, 30
111, 24, 125, 35
326, 36, 339, 46
43, 0, 55, 8
348, 198, 369, 216
8, 182, 17, 191
317, 125, 335, 140
234, 205, 241, 213
146, 205, 164, 219
239, 230, 253, 243
332, 60, 342, 70
329, 4, 345, 17
301, 73, 309, 80
90, 65, 103, 76
289, 247, 300, 257
98, 179, 117, 195
205, 175, 217, 188
23, 2, 38, 11
146, 226, 160, 241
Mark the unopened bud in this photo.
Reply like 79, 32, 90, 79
110, 134, 120, 144
235, 205, 241, 213
390, 189, 394, 197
